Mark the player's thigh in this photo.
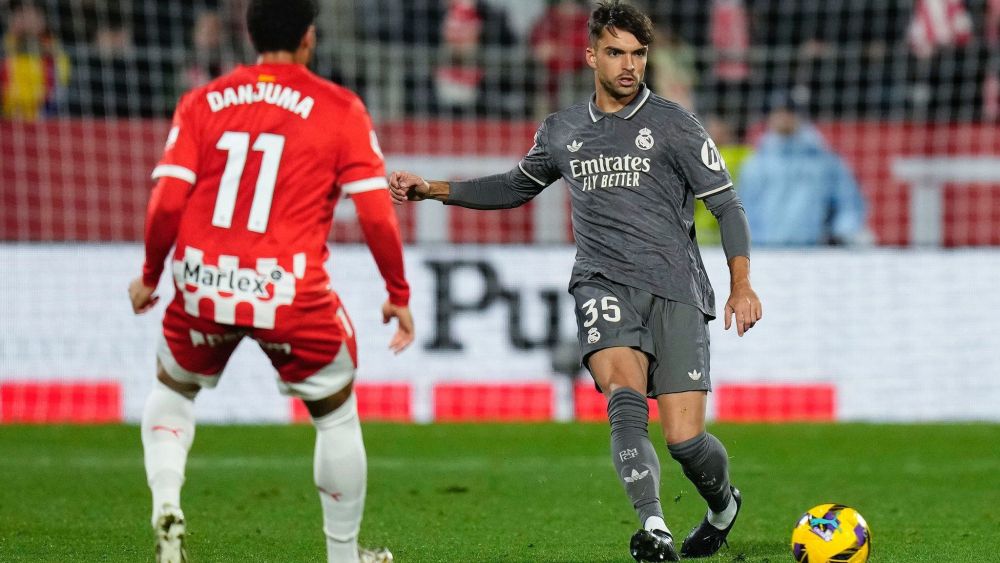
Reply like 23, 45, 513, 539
648, 299, 711, 396
571, 276, 655, 393
587, 346, 650, 395
252, 298, 357, 404
158, 298, 244, 389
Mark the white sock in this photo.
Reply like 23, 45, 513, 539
643, 515, 671, 537
707, 494, 738, 529
313, 394, 367, 563
141, 381, 196, 527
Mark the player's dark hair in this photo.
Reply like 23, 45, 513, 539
588, 1, 653, 46
246, 0, 318, 54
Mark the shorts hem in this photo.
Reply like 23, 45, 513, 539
156, 335, 221, 389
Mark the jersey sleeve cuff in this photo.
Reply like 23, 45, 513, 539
343, 176, 389, 194
151, 164, 197, 184
141, 266, 162, 288
695, 182, 733, 199
388, 291, 410, 307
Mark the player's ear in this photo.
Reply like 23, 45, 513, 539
297, 25, 317, 64
300, 25, 316, 51
586, 46, 597, 70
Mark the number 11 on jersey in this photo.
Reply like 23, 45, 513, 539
213, 131, 286, 233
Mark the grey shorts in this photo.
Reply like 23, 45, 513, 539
571, 275, 711, 397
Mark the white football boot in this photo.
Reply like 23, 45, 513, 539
358, 546, 393, 563
153, 504, 188, 563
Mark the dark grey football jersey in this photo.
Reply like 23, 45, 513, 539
518, 84, 732, 317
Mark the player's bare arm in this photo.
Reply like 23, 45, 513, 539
723, 256, 762, 337
388, 171, 450, 203
382, 301, 415, 354
351, 187, 414, 354
130, 176, 191, 315
128, 276, 159, 314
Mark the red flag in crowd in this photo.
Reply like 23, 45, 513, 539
907, 0, 972, 59
710, 0, 749, 81
987, 0, 1000, 45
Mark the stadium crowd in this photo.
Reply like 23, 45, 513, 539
3, 0, 999, 248
3, 0, 998, 125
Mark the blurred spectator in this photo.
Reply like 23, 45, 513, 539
358, 0, 445, 46
311, 0, 361, 89
738, 92, 869, 246
748, 0, 828, 117
406, 0, 523, 117
1, 0, 70, 120
180, 10, 238, 90
694, 115, 752, 245
649, 22, 697, 111
67, 14, 166, 117
985, 0, 1000, 120
529, 0, 590, 115
907, 0, 995, 121
435, 0, 484, 111
749, 0, 909, 119
702, 0, 750, 131
646, 0, 711, 47
93, 17, 131, 55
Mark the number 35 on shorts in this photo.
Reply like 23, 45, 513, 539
580, 296, 621, 327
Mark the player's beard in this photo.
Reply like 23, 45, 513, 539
597, 72, 641, 101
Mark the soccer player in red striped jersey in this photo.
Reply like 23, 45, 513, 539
128, 1, 409, 561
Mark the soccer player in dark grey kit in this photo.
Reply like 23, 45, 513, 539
389, 1, 761, 560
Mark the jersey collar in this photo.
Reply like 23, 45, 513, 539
588, 83, 651, 123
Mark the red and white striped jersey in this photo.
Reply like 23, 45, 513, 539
149, 62, 406, 328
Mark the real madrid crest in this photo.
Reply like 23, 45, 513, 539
635, 127, 654, 150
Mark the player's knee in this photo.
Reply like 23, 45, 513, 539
156, 362, 200, 400
664, 423, 704, 446
311, 390, 359, 432
303, 380, 355, 419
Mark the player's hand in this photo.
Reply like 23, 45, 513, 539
724, 281, 762, 337
388, 171, 430, 204
381, 300, 414, 354
128, 276, 160, 314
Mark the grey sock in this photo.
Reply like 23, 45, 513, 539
608, 388, 663, 527
667, 432, 732, 513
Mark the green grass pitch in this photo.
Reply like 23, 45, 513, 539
1, 422, 997, 562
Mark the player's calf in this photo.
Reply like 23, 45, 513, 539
667, 432, 732, 515
609, 388, 666, 531
312, 393, 367, 563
